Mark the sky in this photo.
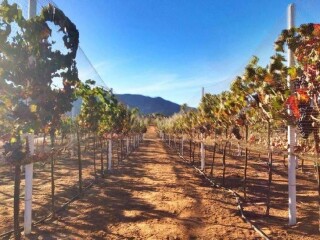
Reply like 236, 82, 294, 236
17, 0, 320, 107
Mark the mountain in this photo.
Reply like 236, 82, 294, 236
69, 94, 184, 117
115, 94, 181, 116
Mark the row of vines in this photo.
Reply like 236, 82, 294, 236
156, 23, 320, 235
0, 1, 147, 239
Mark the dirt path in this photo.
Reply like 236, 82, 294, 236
25, 126, 259, 239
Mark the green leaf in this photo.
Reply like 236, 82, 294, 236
288, 67, 297, 79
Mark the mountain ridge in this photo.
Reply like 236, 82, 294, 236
70, 94, 184, 116
115, 93, 181, 116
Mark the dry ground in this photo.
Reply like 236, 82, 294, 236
179, 136, 319, 240
2, 126, 317, 239
17, 126, 260, 239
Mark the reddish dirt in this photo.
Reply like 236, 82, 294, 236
15, 126, 261, 239
0, 138, 97, 235
1, 126, 318, 239
180, 137, 319, 240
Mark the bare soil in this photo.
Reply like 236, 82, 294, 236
181, 137, 319, 240
14, 126, 259, 239
1, 126, 318, 239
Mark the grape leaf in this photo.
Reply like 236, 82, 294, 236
286, 95, 300, 119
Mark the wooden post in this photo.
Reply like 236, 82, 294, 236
200, 133, 205, 171
189, 139, 192, 162
127, 137, 129, 155
13, 159, 22, 239
50, 133, 55, 218
108, 139, 112, 170
192, 141, 196, 164
93, 133, 96, 177
181, 136, 184, 156
222, 141, 228, 186
100, 138, 104, 177
210, 143, 216, 176
313, 125, 320, 231
315, 162, 320, 232
77, 127, 82, 194
244, 125, 249, 199
266, 120, 273, 216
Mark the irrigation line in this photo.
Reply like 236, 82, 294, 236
191, 166, 269, 240
0, 181, 94, 239
164, 140, 270, 240
0, 137, 142, 239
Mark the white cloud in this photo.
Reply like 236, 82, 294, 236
77, 56, 235, 107
117, 71, 220, 95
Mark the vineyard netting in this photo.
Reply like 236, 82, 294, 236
0, 132, 144, 235
156, 16, 320, 236
0, 0, 147, 238
1, 0, 320, 239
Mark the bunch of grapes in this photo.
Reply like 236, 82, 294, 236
231, 126, 242, 140
294, 74, 308, 90
297, 104, 313, 139
235, 112, 246, 126
245, 93, 260, 107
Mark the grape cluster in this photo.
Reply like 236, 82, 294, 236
199, 126, 206, 134
297, 104, 313, 139
245, 93, 260, 107
294, 74, 308, 90
251, 93, 260, 104
3, 141, 26, 163
231, 126, 242, 140
235, 112, 246, 126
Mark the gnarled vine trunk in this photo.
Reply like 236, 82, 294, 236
266, 120, 273, 216
93, 133, 96, 178
222, 141, 228, 186
50, 133, 55, 218
189, 139, 192, 162
313, 124, 320, 231
243, 125, 249, 199
100, 137, 104, 178
13, 163, 21, 239
77, 127, 82, 194
210, 143, 216, 177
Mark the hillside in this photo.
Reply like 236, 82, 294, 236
115, 94, 181, 116
70, 94, 183, 116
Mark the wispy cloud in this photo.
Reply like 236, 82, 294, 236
118, 71, 218, 95
77, 56, 235, 107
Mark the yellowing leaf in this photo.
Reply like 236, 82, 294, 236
29, 104, 37, 113
296, 89, 309, 103
264, 73, 274, 84
288, 67, 297, 79
286, 95, 300, 119
313, 24, 320, 37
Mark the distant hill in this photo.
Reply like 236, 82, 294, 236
115, 94, 181, 116
69, 94, 184, 117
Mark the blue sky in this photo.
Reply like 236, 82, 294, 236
38, 0, 320, 106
